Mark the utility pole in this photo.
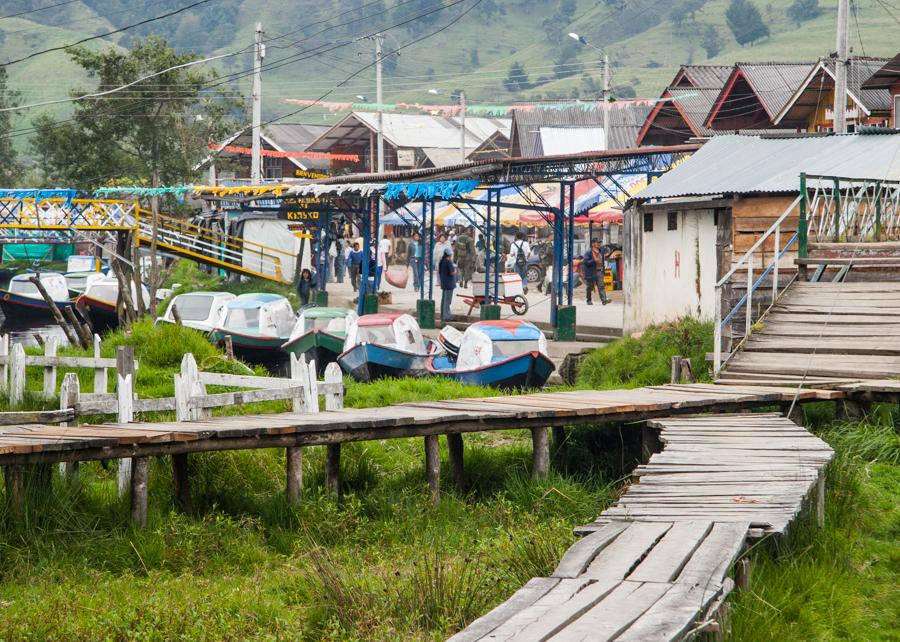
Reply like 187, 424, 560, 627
375, 33, 385, 173
459, 90, 466, 163
602, 52, 610, 150
833, 0, 849, 133
251, 22, 264, 182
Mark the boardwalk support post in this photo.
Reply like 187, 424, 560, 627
735, 557, 752, 592
3, 464, 25, 519
531, 427, 550, 478
325, 444, 341, 499
172, 454, 193, 514
323, 363, 343, 501
424, 434, 440, 503
446, 433, 465, 493
130, 456, 150, 529
816, 473, 825, 528
116, 345, 135, 497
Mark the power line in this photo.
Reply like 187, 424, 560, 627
0, 0, 81, 20
3, 0, 220, 66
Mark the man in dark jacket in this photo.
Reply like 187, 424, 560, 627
347, 242, 364, 292
582, 238, 610, 305
438, 247, 457, 322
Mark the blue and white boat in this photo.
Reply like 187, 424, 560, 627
0, 272, 73, 320
209, 293, 294, 362
426, 320, 555, 389
158, 291, 236, 333
337, 312, 432, 382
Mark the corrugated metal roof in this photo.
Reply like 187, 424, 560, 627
825, 58, 893, 112
636, 133, 900, 199
510, 100, 654, 156
314, 112, 510, 150
680, 65, 733, 89
738, 62, 816, 117
667, 88, 720, 134
862, 53, 900, 89
264, 123, 330, 152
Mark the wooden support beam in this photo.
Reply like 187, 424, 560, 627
3, 464, 25, 519
172, 454, 193, 514
424, 434, 440, 504
446, 433, 465, 493
531, 427, 550, 478
816, 474, 825, 528
325, 444, 341, 499
130, 456, 149, 529
735, 557, 752, 592
286, 446, 302, 505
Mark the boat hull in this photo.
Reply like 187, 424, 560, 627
282, 330, 345, 375
425, 352, 555, 390
0, 290, 74, 321
337, 343, 428, 382
76, 297, 119, 332
209, 328, 287, 363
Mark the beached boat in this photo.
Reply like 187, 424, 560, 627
64, 271, 106, 297
208, 293, 294, 362
426, 320, 555, 389
157, 291, 236, 333
282, 307, 357, 375
76, 277, 151, 332
337, 312, 432, 382
0, 272, 74, 320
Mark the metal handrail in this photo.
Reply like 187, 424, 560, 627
713, 195, 802, 377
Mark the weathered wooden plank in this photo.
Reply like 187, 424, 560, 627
677, 521, 750, 586
548, 581, 670, 641
552, 522, 629, 578
447, 577, 560, 642
582, 522, 672, 583
482, 578, 597, 641
614, 581, 715, 642
0, 409, 74, 426
626, 521, 713, 583
508, 579, 621, 642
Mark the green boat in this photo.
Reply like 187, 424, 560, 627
282, 307, 357, 375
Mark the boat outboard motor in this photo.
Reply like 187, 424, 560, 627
438, 325, 463, 361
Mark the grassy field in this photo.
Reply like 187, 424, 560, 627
0, 315, 897, 639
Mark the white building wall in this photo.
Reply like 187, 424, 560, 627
624, 207, 718, 334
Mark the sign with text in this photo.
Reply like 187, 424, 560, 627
396, 149, 416, 167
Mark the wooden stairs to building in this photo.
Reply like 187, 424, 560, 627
718, 281, 900, 385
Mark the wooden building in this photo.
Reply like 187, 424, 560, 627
862, 53, 900, 127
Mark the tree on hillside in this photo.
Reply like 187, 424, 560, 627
725, 0, 770, 45
504, 62, 531, 92
787, 0, 822, 24
0, 67, 21, 186
701, 24, 725, 58
30, 37, 241, 190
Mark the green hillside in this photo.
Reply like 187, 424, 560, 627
2, 0, 898, 151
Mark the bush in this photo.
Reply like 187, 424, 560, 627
102, 319, 220, 369
576, 318, 713, 389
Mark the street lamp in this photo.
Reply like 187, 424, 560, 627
429, 88, 467, 163
568, 32, 609, 151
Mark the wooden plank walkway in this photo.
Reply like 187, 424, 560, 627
451, 413, 834, 642
0, 384, 839, 465
719, 281, 900, 385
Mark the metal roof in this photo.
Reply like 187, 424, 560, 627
636, 133, 900, 200
678, 65, 733, 89
706, 63, 815, 126
509, 100, 654, 156
862, 53, 900, 89
264, 123, 331, 152
306, 112, 510, 153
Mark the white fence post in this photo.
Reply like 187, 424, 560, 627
0, 333, 9, 390
324, 362, 344, 411
93, 334, 107, 394
176, 353, 208, 421
43, 335, 59, 397
59, 372, 80, 478
307, 358, 319, 414
116, 371, 134, 497
9, 343, 26, 406
289, 353, 306, 413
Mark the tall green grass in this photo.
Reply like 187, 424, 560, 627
577, 318, 713, 389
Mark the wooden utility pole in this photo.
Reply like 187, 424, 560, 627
833, 0, 849, 133
375, 33, 385, 173
251, 22, 264, 182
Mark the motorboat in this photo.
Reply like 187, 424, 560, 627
337, 312, 432, 382
282, 306, 357, 375
426, 320, 555, 389
157, 291, 236, 333
75, 277, 151, 332
208, 293, 294, 362
64, 271, 106, 297
0, 271, 73, 320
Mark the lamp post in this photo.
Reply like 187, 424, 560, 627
569, 32, 609, 151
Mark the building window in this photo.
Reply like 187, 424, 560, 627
263, 155, 283, 180
667, 211, 678, 231
643, 212, 654, 232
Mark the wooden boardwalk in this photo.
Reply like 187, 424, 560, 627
719, 281, 900, 385
451, 414, 834, 642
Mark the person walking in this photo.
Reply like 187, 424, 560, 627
438, 247, 457, 323
296, 268, 317, 306
408, 232, 422, 291
582, 238, 610, 305
347, 241, 364, 292
510, 232, 531, 294
334, 237, 346, 284
455, 227, 476, 288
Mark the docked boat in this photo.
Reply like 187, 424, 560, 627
426, 320, 555, 389
76, 277, 151, 332
0, 272, 74, 320
337, 312, 432, 382
209, 293, 294, 362
64, 271, 106, 297
282, 307, 357, 375
157, 291, 236, 333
